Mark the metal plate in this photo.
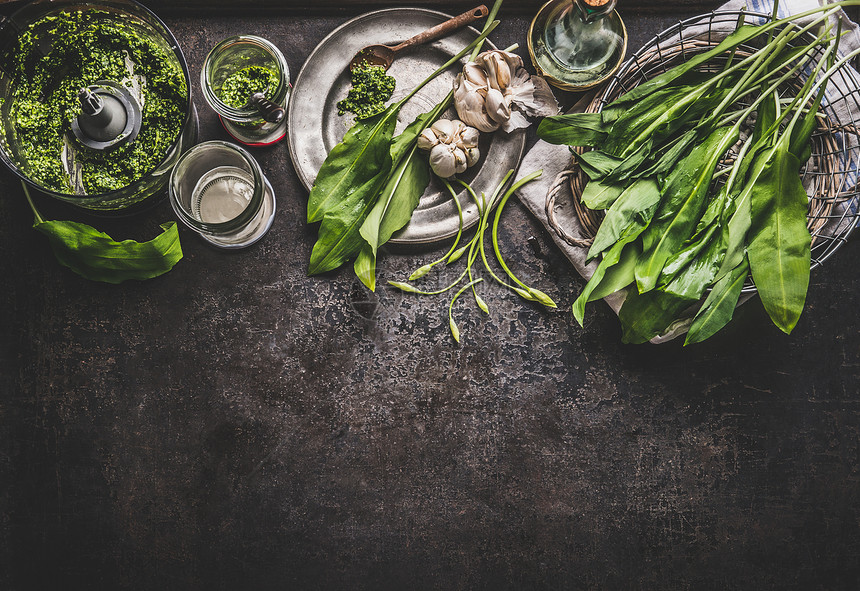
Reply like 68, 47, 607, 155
287, 8, 527, 244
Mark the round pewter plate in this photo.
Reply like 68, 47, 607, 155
287, 8, 527, 244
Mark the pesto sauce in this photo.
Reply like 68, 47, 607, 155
6, 10, 187, 195
217, 65, 279, 109
337, 61, 396, 120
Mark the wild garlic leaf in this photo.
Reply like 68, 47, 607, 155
536, 112, 606, 147
586, 178, 661, 262
618, 288, 696, 345
580, 179, 625, 210
685, 258, 749, 345
747, 142, 811, 334
35, 220, 182, 284
307, 105, 399, 223
636, 126, 739, 293
355, 146, 431, 289
573, 239, 640, 326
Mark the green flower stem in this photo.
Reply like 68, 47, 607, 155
474, 170, 522, 292
22, 183, 44, 224
453, 179, 493, 309
714, 29, 827, 129
398, 22, 498, 109
490, 171, 543, 290
470, 0, 505, 61
448, 278, 484, 341
407, 178, 466, 280
390, 267, 469, 295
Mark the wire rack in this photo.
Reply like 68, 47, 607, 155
549, 10, 860, 277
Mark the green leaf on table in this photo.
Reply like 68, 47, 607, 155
685, 257, 749, 345
577, 140, 652, 184
603, 85, 713, 158
619, 288, 695, 344
573, 150, 622, 181
662, 228, 726, 301
35, 220, 182, 284
354, 147, 431, 289
573, 235, 642, 326
657, 183, 731, 289
580, 179, 625, 210
307, 106, 399, 223
635, 125, 739, 293
747, 143, 811, 334
586, 177, 661, 262
641, 128, 698, 180
354, 110, 440, 290
536, 112, 607, 146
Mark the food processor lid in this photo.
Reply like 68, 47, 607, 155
70, 81, 142, 150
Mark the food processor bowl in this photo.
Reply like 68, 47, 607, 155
0, 0, 197, 212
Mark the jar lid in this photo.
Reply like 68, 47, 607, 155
198, 173, 276, 249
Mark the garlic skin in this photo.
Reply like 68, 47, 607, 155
418, 118, 481, 178
454, 50, 560, 133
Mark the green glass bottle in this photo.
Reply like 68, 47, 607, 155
528, 0, 627, 91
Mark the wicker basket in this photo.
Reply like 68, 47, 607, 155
546, 10, 860, 279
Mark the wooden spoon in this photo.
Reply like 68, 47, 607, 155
349, 5, 489, 71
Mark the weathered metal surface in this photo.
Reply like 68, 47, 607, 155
1, 6, 859, 591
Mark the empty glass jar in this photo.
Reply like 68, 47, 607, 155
169, 140, 276, 249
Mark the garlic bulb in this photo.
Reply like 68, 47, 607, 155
418, 118, 481, 178
454, 50, 560, 133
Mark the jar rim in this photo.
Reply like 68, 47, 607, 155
201, 35, 290, 121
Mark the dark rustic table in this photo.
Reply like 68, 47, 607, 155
2, 1, 859, 589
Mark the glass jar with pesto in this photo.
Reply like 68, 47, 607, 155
202, 35, 290, 146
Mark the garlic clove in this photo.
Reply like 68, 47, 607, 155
485, 88, 511, 124
490, 53, 512, 90
451, 119, 467, 136
456, 50, 558, 135
454, 75, 500, 133
452, 147, 468, 174
465, 146, 480, 168
462, 62, 489, 87
429, 144, 457, 178
479, 53, 503, 91
498, 50, 524, 75
417, 128, 439, 151
431, 119, 457, 144
458, 126, 480, 150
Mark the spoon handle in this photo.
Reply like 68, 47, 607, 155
250, 92, 285, 124
391, 5, 489, 53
